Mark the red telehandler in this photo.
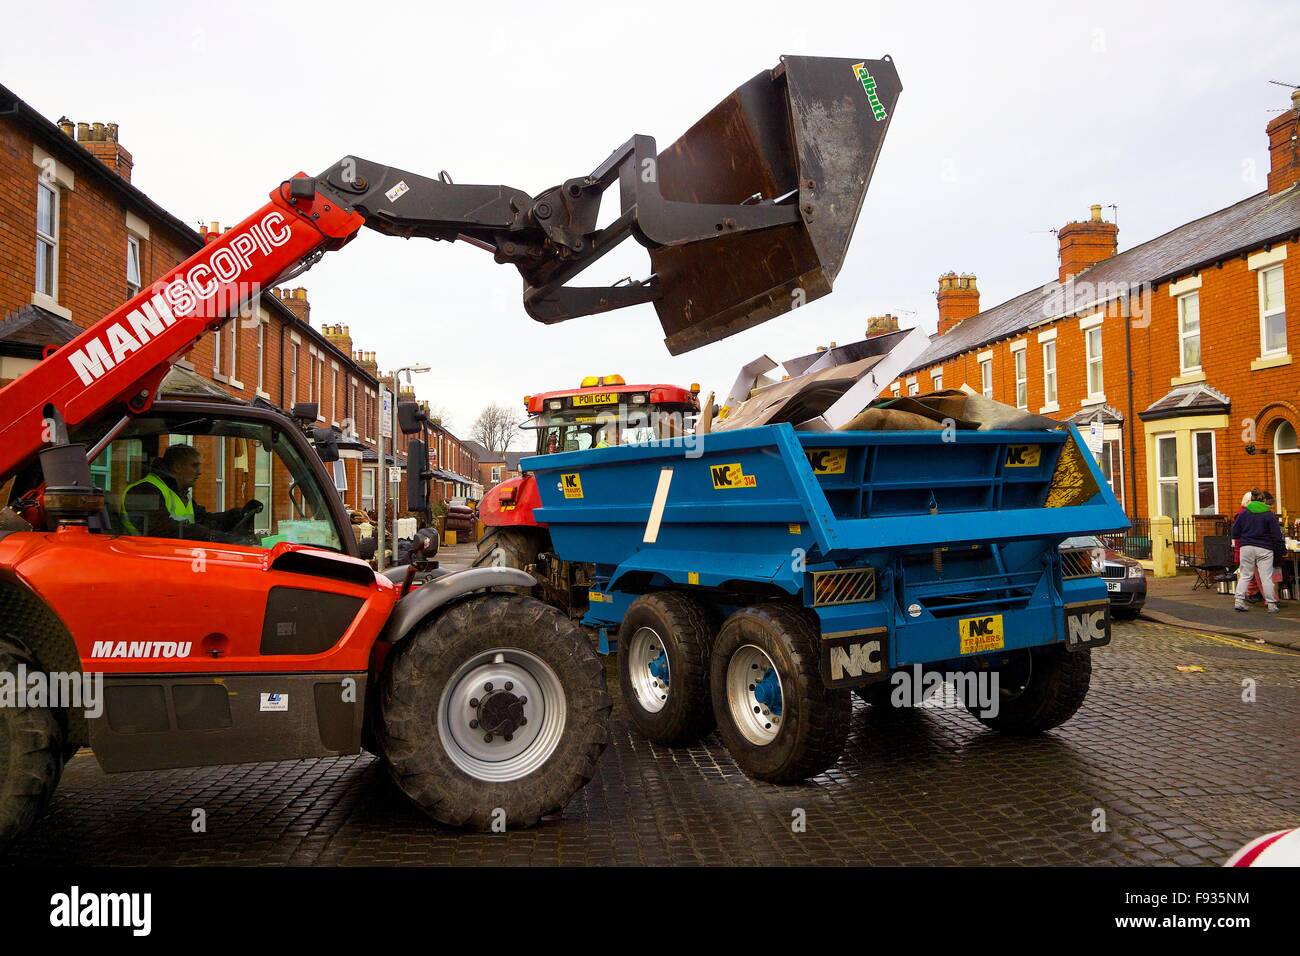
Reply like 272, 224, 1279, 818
0, 55, 901, 844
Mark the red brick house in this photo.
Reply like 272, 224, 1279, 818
0, 82, 392, 519
892, 90, 1300, 538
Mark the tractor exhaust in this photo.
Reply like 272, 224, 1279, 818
519, 55, 902, 354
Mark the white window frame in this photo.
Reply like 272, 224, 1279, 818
1041, 340, 1058, 408
1192, 429, 1218, 516
1085, 325, 1104, 399
315, 355, 324, 419
333, 459, 348, 494
290, 343, 300, 405
35, 181, 59, 300
256, 322, 267, 395
890, 383, 900, 397
491, 465, 502, 483
906, 376, 919, 396
979, 356, 993, 399
1155, 433, 1179, 522
1011, 341, 1028, 410
213, 439, 226, 512
362, 467, 376, 511
1177, 291, 1201, 374
1259, 265, 1287, 358
126, 234, 142, 299
254, 444, 273, 536
930, 369, 943, 392
331, 364, 339, 425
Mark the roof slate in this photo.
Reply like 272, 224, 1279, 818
905, 187, 1300, 373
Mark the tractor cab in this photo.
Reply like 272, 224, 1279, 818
476, 375, 702, 617
522, 375, 700, 455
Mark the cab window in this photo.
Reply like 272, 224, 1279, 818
88, 414, 343, 551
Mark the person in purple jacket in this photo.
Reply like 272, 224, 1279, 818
1232, 488, 1285, 613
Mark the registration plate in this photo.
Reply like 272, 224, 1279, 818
572, 392, 617, 407
958, 614, 1004, 655
1106, 580, 1121, 592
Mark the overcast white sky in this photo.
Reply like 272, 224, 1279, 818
6, 1, 1298, 440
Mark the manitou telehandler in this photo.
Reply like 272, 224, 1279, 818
0, 55, 902, 846
474, 374, 701, 616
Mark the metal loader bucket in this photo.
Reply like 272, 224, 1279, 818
650, 55, 902, 353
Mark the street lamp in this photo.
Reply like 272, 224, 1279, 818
377, 363, 430, 569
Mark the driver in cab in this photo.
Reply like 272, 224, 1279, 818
120, 443, 263, 541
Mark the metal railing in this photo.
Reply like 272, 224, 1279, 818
1100, 515, 1232, 567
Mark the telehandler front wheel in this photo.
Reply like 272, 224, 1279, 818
965, 644, 1092, 735
378, 592, 610, 830
0, 637, 64, 850
710, 603, 850, 784
618, 592, 717, 746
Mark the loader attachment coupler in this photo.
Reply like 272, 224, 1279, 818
519, 55, 902, 354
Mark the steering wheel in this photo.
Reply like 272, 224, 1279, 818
226, 503, 263, 545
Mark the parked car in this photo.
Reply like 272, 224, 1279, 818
1060, 535, 1146, 619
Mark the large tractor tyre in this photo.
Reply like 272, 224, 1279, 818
965, 645, 1092, 735
378, 592, 611, 830
0, 637, 64, 850
617, 592, 718, 747
709, 603, 850, 784
473, 526, 545, 572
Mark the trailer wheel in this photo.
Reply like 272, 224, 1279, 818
965, 645, 1091, 735
0, 637, 64, 850
710, 603, 850, 783
378, 592, 610, 829
618, 592, 717, 746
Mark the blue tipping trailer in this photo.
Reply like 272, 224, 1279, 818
521, 421, 1129, 782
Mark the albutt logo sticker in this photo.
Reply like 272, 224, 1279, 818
851, 63, 888, 121
710, 462, 758, 489
806, 448, 848, 475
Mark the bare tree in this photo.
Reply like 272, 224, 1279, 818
473, 403, 523, 454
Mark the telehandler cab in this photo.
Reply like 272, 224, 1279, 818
0, 56, 902, 845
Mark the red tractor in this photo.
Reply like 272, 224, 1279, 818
475, 376, 700, 615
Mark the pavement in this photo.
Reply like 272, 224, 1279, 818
1141, 572, 1300, 651
6, 618, 1297, 867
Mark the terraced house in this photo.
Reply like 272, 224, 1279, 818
893, 89, 1300, 543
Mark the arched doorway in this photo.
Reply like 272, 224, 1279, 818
1273, 420, 1299, 525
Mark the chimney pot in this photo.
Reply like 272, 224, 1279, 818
1090, 203, 1102, 223
1292, 89, 1300, 111
91, 122, 105, 141
75, 121, 90, 141
56, 116, 74, 137
106, 122, 119, 143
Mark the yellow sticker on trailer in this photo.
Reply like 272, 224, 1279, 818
561, 473, 584, 498
1005, 445, 1041, 467
572, 392, 618, 407
710, 462, 757, 489
958, 614, 1004, 654
805, 448, 848, 475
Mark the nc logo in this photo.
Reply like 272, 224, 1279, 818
1067, 609, 1106, 645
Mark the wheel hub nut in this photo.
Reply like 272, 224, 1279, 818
475, 688, 527, 739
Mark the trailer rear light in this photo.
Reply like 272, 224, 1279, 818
631, 394, 647, 404
812, 567, 876, 606
548, 399, 562, 410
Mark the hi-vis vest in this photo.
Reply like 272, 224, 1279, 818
120, 473, 195, 535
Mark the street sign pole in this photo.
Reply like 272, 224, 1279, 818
377, 386, 393, 569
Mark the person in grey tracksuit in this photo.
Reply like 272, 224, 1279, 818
1231, 489, 1285, 613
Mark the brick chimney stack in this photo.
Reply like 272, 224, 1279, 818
1266, 88, 1300, 195
61, 117, 134, 182
936, 273, 980, 335
275, 287, 311, 324
354, 350, 379, 378
323, 323, 354, 355
1057, 204, 1118, 284
866, 314, 900, 338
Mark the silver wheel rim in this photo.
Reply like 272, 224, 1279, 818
438, 648, 566, 782
726, 644, 783, 746
626, 626, 670, 714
